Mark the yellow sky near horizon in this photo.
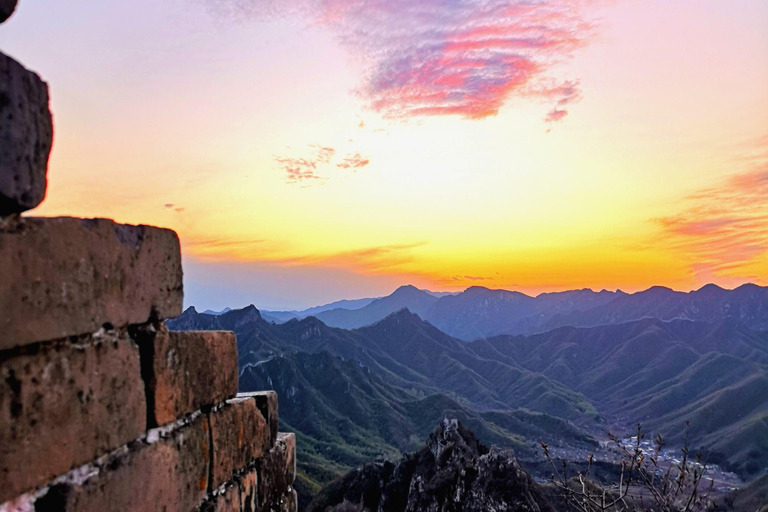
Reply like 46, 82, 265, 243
2, 0, 767, 309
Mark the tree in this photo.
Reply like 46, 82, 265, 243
542, 423, 713, 512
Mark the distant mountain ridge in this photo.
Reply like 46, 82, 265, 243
238, 283, 768, 340
259, 288, 456, 325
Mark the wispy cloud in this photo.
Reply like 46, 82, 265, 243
163, 203, 186, 213
275, 155, 327, 183
216, 0, 601, 121
276, 144, 370, 184
278, 242, 428, 273
452, 275, 494, 282
183, 236, 268, 259
337, 152, 370, 170
656, 138, 768, 282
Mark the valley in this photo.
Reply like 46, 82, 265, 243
169, 284, 768, 509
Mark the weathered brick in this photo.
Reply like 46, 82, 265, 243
238, 391, 278, 447
210, 397, 270, 490
0, 331, 146, 503
257, 433, 296, 511
37, 414, 211, 512
136, 326, 238, 427
0, 52, 52, 214
278, 433, 297, 486
240, 471, 258, 512
200, 482, 240, 512
0, 217, 183, 350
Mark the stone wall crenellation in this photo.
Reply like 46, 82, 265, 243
0, 2, 296, 510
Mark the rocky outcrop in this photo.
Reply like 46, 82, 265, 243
0, 0, 16, 23
0, 52, 52, 215
308, 418, 554, 512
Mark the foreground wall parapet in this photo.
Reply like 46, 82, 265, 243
0, 4, 296, 510
0, 227, 297, 512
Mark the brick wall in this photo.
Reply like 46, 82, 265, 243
0, 3, 296, 510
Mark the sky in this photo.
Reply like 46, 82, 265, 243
1, 0, 767, 310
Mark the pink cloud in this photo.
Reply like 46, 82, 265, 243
656, 142, 768, 281
276, 144, 371, 183
223, 0, 602, 121
337, 152, 370, 170
275, 155, 326, 183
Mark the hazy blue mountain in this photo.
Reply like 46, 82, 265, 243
314, 282, 768, 340
424, 286, 623, 340
201, 307, 231, 315
544, 283, 768, 332
314, 285, 440, 329
195, 283, 768, 340
263, 297, 380, 324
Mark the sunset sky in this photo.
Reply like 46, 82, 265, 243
2, 0, 767, 310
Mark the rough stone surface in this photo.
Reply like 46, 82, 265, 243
135, 325, 238, 427
39, 414, 211, 512
278, 490, 298, 512
0, 330, 146, 503
210, 397, 270, 490
278, 433, 297, 486
0, 216, 183, 350
200, 482, 241, 512
238, 391, 278, 447
307, 419, 554, 512
258, 433, 297, 511
0, 0, 16, 23
0, 52, 52, 214
240, 470, 258, 512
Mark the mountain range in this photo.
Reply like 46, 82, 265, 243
170, 283, 768, 509
261, 283, 768, 340
168, 305, 597, 504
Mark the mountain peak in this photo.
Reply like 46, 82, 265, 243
643, 285, 676, 295
697, 283, 726, 294
378, 307, 423, 324
465, 285, 493, 293
218, 304, 263, 327
361, 308, 437, 333
392, 284, 425, 296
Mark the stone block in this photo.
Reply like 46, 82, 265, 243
0, 330, 146, 503
0, 52, 52, 214
257, 433, 296, 510
0, 217, 182, 350
36, 414, 211, 512
210, 397, 270, 490
277, 433, 297, 486
240, 470, 258, 512
135, 326, 238, 427
200, 482, 241, 512
238, 391, 278, 447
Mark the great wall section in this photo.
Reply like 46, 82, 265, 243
0, 1, 298, 510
